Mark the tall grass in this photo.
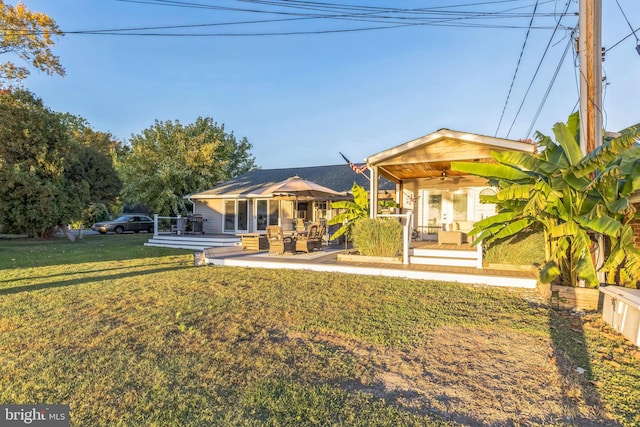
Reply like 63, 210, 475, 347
351, 218, 403, 257
483, 229, 545, 265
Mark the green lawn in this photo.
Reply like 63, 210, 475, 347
1, 235, 639, 426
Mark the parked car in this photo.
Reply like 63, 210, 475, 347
91, 215, 154, 234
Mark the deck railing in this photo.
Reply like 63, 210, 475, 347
153, 214, 186, 236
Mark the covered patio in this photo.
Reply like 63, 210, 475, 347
366, 129, 536, 243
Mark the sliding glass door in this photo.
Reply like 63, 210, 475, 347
223, 199, 249, 233
256, 199, 280, 231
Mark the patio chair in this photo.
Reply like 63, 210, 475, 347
312, 222, 326, 251
173, 217, 188, 235
266, 225, 294, 255
295, 223, 319, 253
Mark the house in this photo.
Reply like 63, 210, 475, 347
185, 164, 395, 235
632, 193, 640, 249
365, 129, 537, 241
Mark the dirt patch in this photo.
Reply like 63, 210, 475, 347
304, 327, 617, 426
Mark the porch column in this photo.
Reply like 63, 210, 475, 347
153, 214, 159, 236
369, 165, 379, 219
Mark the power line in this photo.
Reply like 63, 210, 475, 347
504, 0, 573, 138
39, 0, 562, 37
615, 0, 639, 44
525, 32, 574, 138
494, 0, 539, 137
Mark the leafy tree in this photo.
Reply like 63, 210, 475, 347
119, 117, 256, 215
59, 113, 124, 219
452, 113, 640, 288
0, 0, 64, 85
327, 183, 398, 241
0, 89, 88, 237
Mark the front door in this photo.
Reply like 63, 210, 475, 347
419, 191, 445, 240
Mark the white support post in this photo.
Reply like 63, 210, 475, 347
476, 239, 483, 269
369, 166, 378, 219
379, 212, 411, 265
153, 214, 159, 236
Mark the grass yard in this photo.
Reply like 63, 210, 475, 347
1, 235, 639, 426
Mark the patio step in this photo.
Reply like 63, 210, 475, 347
410, 247, 480, 268
145, 234, 241, 251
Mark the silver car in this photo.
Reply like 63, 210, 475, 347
91, 215, 154, 234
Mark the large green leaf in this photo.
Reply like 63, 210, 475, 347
535, 133, 570, 168
575, 214, 621, 237
552, 121, 583, 166
490, 218, 534, 241
492, 151, 559, 175
450, 162, 531, 181
572, 125, 640, 180
495, 183, 534, 201
566, 111, 580, 141
539, 260, 560, 284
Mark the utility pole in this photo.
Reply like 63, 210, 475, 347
578, 0, 603, 154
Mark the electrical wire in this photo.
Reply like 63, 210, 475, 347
47, 0, 563, 36
615, 0, 639, 43
504, 0, 573, 138
525, 33, 575, 138
606, 25, 640, 52
494, 0, 539, 137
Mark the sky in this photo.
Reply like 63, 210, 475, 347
16, 0, 640, 169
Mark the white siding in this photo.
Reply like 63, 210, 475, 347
195, 200, 223, 234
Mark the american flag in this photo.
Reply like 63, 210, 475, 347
339, 152, 368, 174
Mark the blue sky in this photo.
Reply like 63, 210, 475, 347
20, 0, 640, 169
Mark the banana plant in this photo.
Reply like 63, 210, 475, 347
327, 183, 398, 241
452, 113, 640, 287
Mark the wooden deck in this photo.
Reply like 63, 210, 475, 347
201, 246, 537, 289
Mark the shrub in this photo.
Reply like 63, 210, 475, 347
352, 218, 403, 257
483, 228, 545, 265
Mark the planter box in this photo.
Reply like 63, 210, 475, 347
486, 263, 534, 272
538, 283, 603, 311
337, 253, 402, 264
600, 286, 640, 347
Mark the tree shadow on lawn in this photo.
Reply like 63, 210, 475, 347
548, 308, 621, 426
0, 234, 190, 269
0, 264, 193, 296
0, 259, 183, 285
301, 309, 623, 426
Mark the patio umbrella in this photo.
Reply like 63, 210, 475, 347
250, 176, 342, 218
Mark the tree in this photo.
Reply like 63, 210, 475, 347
0, 89, 88, 237
0, 1, 64, 85
327, 183, 397, 241
59, 114, 124, 226
118, 117, 256, 215
452, 113, 640, 288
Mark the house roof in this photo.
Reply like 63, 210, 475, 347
187, 164, 395, 199
365, 128, 536, 183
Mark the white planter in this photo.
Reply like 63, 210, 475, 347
600, 286, 640, 347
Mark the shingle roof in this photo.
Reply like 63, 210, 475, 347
188, 164, 395, 198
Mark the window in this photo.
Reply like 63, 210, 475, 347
224, 200, 236, 232
453, 192, 468, 221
